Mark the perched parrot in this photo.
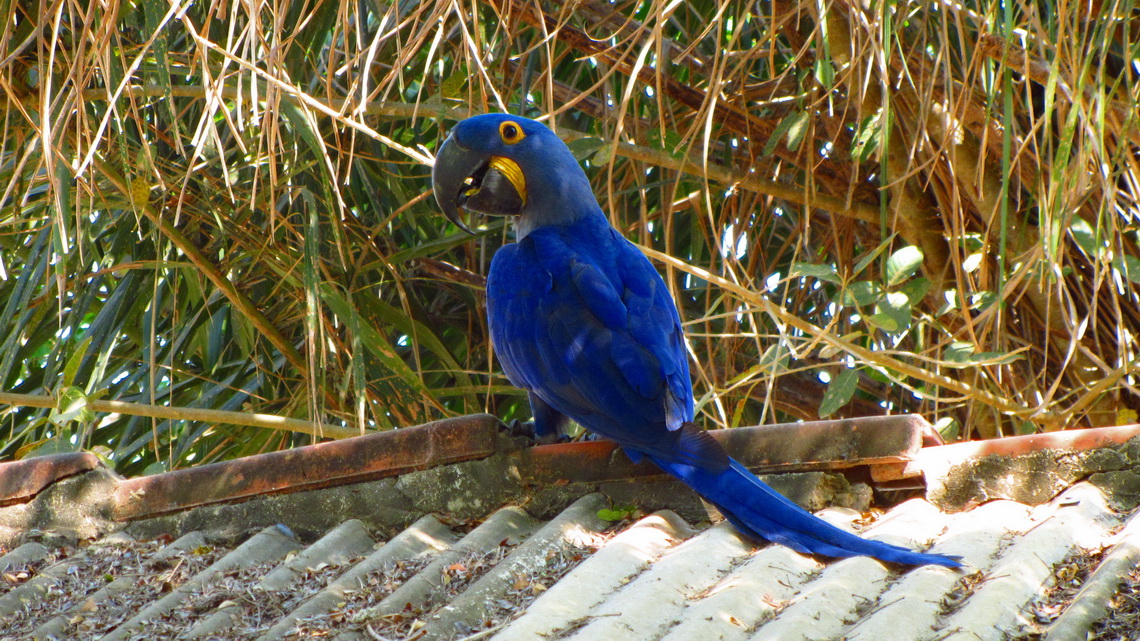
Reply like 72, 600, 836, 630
431, 113, 960, 567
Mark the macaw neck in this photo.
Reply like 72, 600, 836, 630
512, 157, 603, 240
513, 202, 607, 240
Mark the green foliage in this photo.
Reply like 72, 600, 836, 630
597, 504, 640, 522
819, 369, 860, 419
885, 247, 924, 287
0, 0, 1137, 474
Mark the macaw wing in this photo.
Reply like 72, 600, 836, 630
487, 226, 719, 468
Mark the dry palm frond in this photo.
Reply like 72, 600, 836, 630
0, 0, 1137, 472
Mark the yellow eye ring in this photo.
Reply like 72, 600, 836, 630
499, 120, 526, 145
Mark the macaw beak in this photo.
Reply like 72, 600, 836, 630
432, 133, 526, 235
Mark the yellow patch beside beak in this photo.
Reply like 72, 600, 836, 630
489, 156, 527, 206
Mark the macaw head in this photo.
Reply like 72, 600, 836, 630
432, 113, 599, 238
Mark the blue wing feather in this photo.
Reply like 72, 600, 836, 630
487, 216, 697, 462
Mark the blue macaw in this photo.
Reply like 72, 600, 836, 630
431, 113, 959, 567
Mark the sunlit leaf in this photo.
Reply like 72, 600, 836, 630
934, 417, 960, 441
885, 246, 924, 286
763, 111, 810, 156
597, 505, 639, 522
758, 343, 791, 374
899, 277, 931, 304
51, 386, 95, 427
839, 281, 880, 307
1114, 255, 1140, 284
790, 261, 841, 284
853, 234, 898, 276
819, 368, 859, 418
851, 114, 881, 163
943, 341, 1021, 368
1069, 218, 1100, 256
568, 137, 606, 161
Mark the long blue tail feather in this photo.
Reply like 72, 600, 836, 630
652, 457, 962, 568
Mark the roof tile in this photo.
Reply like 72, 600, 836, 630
938, 484, 1116, 641
101, 525, 301, 641
1044, 506, 1140, 640
0, 541, 50, 573
560, 520, 754, 641
6, 418, 1140, 640
258, 518, 374, 592
421, 494, 609, 638
659, 544, 820, 641
111, 414, 501, 521
0, 480, 1135, 641
0, 452, 101, 507
258, 513, 454, 641
491, 509, 692, 641
844, 501, 1035, 641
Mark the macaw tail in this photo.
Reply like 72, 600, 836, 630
651, 456, 962, 568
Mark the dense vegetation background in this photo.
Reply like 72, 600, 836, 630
0, 0, 1137, 475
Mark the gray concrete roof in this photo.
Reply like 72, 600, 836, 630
5, 415, 1140, 640
1, 480, 1136, 641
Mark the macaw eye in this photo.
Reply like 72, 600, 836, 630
499, 121, 525, 145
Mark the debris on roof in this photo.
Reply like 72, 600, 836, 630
0, 483, 1135, 640
2, 414, 1140, 640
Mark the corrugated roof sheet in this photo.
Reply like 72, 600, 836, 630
2, 481, 1136, 641
5, 415, 1140, 640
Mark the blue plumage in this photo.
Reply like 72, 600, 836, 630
432, 113, 960, 568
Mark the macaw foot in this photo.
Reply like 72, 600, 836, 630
502, 419, 570, 444
504, 418, 535, 439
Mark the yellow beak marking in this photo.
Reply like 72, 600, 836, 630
489, 156, 527, 206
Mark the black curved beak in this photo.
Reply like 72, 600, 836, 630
432, 133, 524, 235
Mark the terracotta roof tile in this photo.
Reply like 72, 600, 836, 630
0, 452, 100, 507
111, 414, 501, 521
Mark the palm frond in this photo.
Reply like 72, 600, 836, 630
1, 0, 1137, 472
